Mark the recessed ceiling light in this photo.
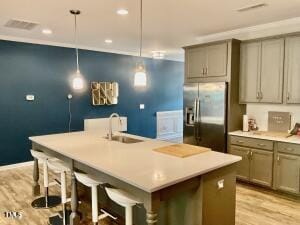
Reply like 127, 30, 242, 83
152, 51, 166, 59
105, 39, 113, 44
237, 3, 267, 12
117, 9, 129, 15
42, 28, 52, 35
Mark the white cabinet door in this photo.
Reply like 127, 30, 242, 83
285, 36, 300, 104
260, 38, 284, 103
239, 42, 261, 103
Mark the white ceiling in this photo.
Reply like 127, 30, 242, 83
1, 0, 300, 61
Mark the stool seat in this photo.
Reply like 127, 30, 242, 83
48, 159, 70, 173
105, 188, 139, 207
74, 172, 102, 187
30, 150, 52, 161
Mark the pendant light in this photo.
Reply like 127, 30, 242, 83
134, 0, 147, 87
70, 10, 85, 90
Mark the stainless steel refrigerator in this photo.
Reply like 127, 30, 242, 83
184, 82, 227, 152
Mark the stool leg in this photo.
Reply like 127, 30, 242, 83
61, 171, 67, 225
125, 206, 133, 225
32, 158, 40, 196
91, 185, 99, 225
43, 161, 49, 207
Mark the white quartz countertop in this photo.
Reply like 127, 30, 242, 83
229, 131, 300, 145
30, 131, 241, 193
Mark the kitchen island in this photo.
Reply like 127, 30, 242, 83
29, 131, 241, 225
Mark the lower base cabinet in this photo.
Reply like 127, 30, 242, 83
250, 149, 273, 187
228, 145, 273, 187
275, 153, 300, 195
229, 146, 250, 181
229, 135, 300, 196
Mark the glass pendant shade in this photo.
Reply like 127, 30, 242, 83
134, 65, 147, 86
72, 70, 84, 90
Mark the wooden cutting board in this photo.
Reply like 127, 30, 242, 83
153, 144, 211, 158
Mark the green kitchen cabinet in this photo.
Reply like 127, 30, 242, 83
228, 145, 250, 181
240, 38, 284, 103
284, 36, 300, 104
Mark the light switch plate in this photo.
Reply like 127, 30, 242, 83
26, 95, 35, 101
140, 104, 145, 109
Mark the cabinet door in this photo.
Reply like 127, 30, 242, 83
285, 36, 300, 104
250, 149, 273, 187
260, 38, 284, 103
185, 47, 206, 79
239, 42, 261, 103
275, 153, 300, 194
228, 145, 250, 181
206, 43, 228, 77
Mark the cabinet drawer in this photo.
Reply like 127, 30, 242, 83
277, 142, 300, 156
230, 136, 273, 151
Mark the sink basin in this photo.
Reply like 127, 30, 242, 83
104, 135, 144, 144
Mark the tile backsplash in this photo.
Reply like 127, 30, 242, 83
246, 104, 300, 131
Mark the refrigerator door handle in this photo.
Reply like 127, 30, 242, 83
194, 98, 198, 123
196, 99, 201, 141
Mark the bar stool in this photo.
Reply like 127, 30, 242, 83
30, 150, 61, 209
74, 172, 117, 225
47, 159, 71, 225
105, 187, 140, 225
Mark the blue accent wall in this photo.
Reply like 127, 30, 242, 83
0, 40, 184, 166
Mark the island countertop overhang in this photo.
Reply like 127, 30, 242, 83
29, 131, 241, 193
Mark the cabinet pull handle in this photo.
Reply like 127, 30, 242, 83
285, 147, 294, 152
258, 143, 266, 147
277, 155, 280, 164
237, 140, 244, 144
256, 92, 260, 99
247, 151, 251, 158
205, 67, 208, 75
202, 68, 205, 75
260, 92, 263, 100
250, 151, 253, 159
287, 92, 290, 101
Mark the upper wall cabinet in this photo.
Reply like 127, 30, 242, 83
185, 42, 228, 81
284, 36, 300, 104
240, 38, 284, 104
239, 42, 261, 103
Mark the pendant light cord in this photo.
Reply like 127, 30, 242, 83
139, 0, 143, 58
74, 14, 80, 72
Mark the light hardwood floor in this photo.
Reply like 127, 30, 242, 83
0, 165, 299, 225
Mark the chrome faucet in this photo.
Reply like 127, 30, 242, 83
108, 113, 122, 140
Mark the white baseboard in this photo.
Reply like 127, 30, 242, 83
0, 161, 33, 171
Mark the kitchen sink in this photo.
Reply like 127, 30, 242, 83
104, 135, 144, 144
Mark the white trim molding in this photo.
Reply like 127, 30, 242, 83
0, 161, 33, 171
156, 110, 183, 143
196, 17, 300, 43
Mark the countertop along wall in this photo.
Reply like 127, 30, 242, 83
0, 40, 184, 166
